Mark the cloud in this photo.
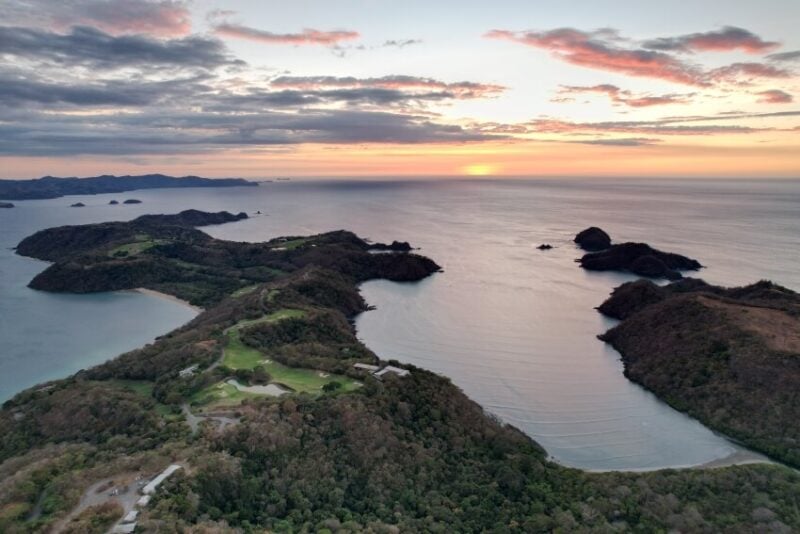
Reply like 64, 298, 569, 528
486, 27, 795, 87
643, 26, 779, 54
5, 0, 191, 36
0, 107, 502, 156
660, 110, 800, 122
527, 118, 764, 136
571, 137, 662, 147
767, 50, 800, 62
382, 39, 422, 49
213, 24, 359, 46
270, 75, 505, 99
486, 28, 706, 85
708, 62, 792, 83
0, 73, 212, 107
556, 84, 692, 107
756, 89, 793, 104
0, 25, 242, 70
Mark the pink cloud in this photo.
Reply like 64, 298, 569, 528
270, 75, 506, 99
557, 84, 691, 107
487, 28, 796, 88
643, 26, 779, 54
7, 0, 192, 37
214, 24, 359, 46
756, 90, 793, 104
486, 28, 707, 86
528, 118, 763, 136
709, 62, 792, 83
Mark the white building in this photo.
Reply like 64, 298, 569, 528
142, 464, 182, 495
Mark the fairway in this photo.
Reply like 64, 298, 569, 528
192, 381, 262, 408
109, 236, 168, 257
222, 309, 307, 369
211, 308, 361, 401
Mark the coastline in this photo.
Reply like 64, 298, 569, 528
132, 288, 204, 313
693, 449, 773, 470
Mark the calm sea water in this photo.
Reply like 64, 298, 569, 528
1, 179, 798, 471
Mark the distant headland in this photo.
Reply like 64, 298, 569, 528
0, 174, 258, 201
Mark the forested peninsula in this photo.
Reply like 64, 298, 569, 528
1, 212, 799, 533
0, 174, 257, 201
599, 278, 800, 467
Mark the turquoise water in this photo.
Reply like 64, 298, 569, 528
0, 201, 198, 402
2, 179, 798, 470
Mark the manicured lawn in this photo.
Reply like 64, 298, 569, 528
191, 381, 262, 408
260, 359, 361, 394
109, 237, 167, 257
222, 329, 265, 369
222, 309, 306, 369
231, 308, 307, 332
202, 308, 361, 404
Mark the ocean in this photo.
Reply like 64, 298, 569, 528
1, 178, 798, 471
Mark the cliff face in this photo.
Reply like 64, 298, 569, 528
598, 278, 800, 466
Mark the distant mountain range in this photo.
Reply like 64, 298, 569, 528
0, 174, 258, 200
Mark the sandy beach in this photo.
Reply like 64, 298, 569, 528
133, 288, 204, 313
692, 449, 773, 470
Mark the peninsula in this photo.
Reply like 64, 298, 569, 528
598, 278, 800, 467
0, 174, 257, 201
1, 212, 799, 532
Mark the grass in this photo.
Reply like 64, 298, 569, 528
260, 359, 361, 394
191, 382, 261, 408
192, 308, 360, 406
109, 379, 154, 396
222, 309, 307, 369
231, 285, 260, 298
222, 330, 264, 370
109, 237, 167, 257
107, 380, 174, 416
270, 238, 308, 250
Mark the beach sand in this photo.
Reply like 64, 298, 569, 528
693, 449, 773, 470
133, 288, 204, 313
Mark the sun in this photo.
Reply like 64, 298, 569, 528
463, 164, 497, 176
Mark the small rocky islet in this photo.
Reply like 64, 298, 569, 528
574, 226, 701, 280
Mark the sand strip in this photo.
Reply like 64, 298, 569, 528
133, 288, 204, 313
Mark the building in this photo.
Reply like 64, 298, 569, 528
373, 366, 410, 379
142, 464, 182, 495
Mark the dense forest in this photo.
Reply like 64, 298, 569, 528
1, 213, 799, 532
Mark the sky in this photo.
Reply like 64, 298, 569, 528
1, 0, 799, 179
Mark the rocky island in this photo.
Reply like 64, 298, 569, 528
1, 212, 799, 532
598, 278, 800, 467
575, 227, 701, 280
0, 174, 257, 201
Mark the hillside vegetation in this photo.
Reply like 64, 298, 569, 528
599, 278, 800, 466
1, 214, 799, 532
